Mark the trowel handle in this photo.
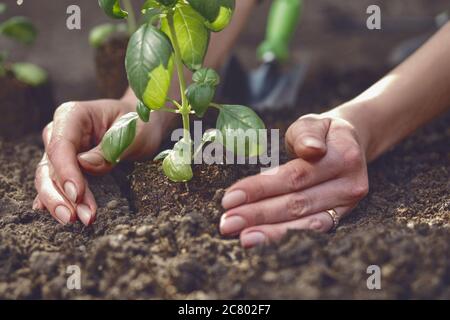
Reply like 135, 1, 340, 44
257, 0, 303, 62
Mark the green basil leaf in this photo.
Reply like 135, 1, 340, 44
98, 0, 128, 19
202, 129, 219, 144
136, 100, 151, 122
187, 0, 220, 22
153, 149, 172, 161
162, 140, 193, 182
204, 0, 235, 32
11, 63, 48, 86
216, 105, 266, 157
192, 67, 220, 86
0, 3, 6, 15
161, 4, 209, 71
155, 0, 178, 7
0, 17, 37, 44
142, 0, 159, 10
126, 23, 174, 110
141, 8, 162, 25
186, 83, 215, 118
193, 129, 219, 158
101, 112, 139, 164
89, 23, 124, 48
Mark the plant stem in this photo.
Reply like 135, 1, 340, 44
166, 98, 183, 109
160, 107, 179, 113
210, 103, 222, 109
123, 0, 137, 35
167, 11, 190, 140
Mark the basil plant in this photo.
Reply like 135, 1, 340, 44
99, 0, 266, 182
0, 2, 47, 86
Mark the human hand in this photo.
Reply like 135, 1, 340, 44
220, 113, 369, 248
33, 96, 170, 226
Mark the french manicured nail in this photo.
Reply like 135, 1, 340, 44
64, 181, 78, 203
241, 232, 267, 248
32, 198, 40, 210
220, 215, 247, 234
222, 190, 247, 209
310, 219, 323, 230
77, 204, 93, 226
55, 205, 72, 225
78, 152, 104, 167
303, 137, 325, 150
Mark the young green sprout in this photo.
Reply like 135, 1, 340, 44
0, 2, 47, 86
99, 0, 266, 182
89, 0, 137, 48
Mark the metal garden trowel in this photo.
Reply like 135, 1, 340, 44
221, 0, 308, 111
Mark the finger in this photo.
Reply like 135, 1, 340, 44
76, 183, 97, 226
222, 157, 342, 209
34, 155, 77, 225
46, 102, 92, 204
220, 179, 358, 235
239, 207, 348, 248
285, 116, 331, 160
78, 145, 113, 176
42, 122, 53, 147
32, 195, 44, 210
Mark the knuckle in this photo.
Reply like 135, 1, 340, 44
342, 146, 363, 169
298, 114, 330, 130
287, 164, 307, 191
238, 177, 265, 202
348, 180, 369, 200
42, 122, 52, 142
286, 193, 308, 218
298, 113, 321, 122
54, 101, 81, 117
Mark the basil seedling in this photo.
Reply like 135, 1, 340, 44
90, 0, 137, 48
98, 0, 266, 182
0, 2, 47, 85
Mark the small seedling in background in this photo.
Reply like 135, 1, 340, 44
89, 0, 137, 48
98, 0, 266, 182
0, 2, 47, 86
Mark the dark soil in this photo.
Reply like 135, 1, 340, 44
0, 72, 54, 139
94, 35, 129, 99
0, 66, 448, 299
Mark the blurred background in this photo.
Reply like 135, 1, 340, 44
1, 0, 449, 104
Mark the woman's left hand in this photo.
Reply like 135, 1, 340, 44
220, 112, 370, 248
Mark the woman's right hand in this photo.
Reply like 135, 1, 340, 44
33, 94, 172, 226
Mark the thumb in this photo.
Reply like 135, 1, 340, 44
78, 145, 113, 176
285, 117, 331, 161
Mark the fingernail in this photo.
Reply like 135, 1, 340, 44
303, 137, 325, 150
32, 197, 40, 210
220, 215, 247, 234
222, 190, 247, 209
55, 205, 72, 225
77, 204, 93, 226
64, 181, 78, 203
310, 219, 323, 230
241, 231, 267, 248
78, 152, 104, 167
